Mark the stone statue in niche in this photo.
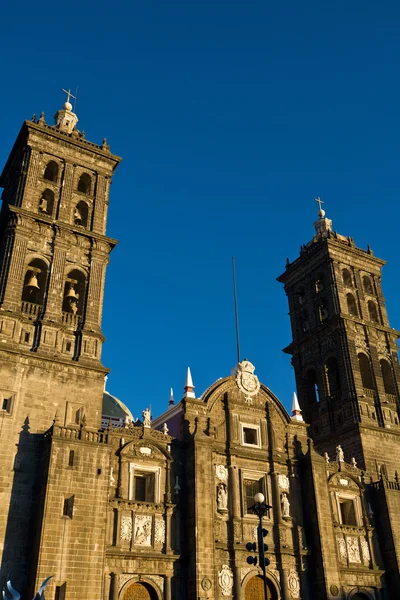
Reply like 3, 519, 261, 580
351, 457, 357, 468
217, 483, 228, 511
336, 445, 344, 464
142, 407, 151, 428
281, 492, 291, 518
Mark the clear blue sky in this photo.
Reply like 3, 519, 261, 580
1, 1, 400, 419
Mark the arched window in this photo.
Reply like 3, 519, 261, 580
363, 275, 373, 295
315, 274, 324, 293
368, 300, 379, 323
77, 173, 92, 195
358, 353, 374, 390
38, 189, 55, 216
319, 302, 328, 322
43, 160, 59, 183
346, 293, 358, 316
326, 357, 340, 398
380, 359, 396, 396
74, 201, 89, 228
301, 310, 309, 333
297, 287, 305, 305
304, 369, 320, 404
342, 268, 353, 288
21, 258, 48, 313
63, 269, 86, 317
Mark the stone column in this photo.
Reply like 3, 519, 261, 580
92, 174, 108, 235
165, 506, 173, 553
2, 233, 28, 311
234, 566, 243, 600
280, 568, 291, 600
164, 575, 172, 600
44, 237, 68, 320
58, 163, 75, 222
110, 573, 119, 600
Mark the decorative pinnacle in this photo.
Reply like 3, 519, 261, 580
169, 387, 175, 406
182, 367, 195, 399
291, 392, 303, 422
315, 196, 325, 218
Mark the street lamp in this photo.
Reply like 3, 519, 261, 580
247, 492, 272, 600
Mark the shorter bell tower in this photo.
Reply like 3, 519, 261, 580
278, 200, 400, 473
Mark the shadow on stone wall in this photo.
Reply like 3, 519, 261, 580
0, 417, 44, 598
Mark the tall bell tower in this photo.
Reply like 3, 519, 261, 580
278, 201, 400, 474
0, 94, 121, 588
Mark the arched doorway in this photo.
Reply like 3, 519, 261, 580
245, 575, 278, 599
122, 581, 158, 600
351, 594, 371, 600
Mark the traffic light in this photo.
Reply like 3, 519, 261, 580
258, 528, 270, 568
246, 542, 257, 565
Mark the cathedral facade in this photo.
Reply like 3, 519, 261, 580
0, 98, 399, 600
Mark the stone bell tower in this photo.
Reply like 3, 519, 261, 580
277, 200, 400, 474
0, 93, 121, 589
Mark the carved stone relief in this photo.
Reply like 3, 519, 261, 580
147, 575, 164, 591
346, 536, 361, 563
218, 565, 234, 596
215, 464, 228, 481
360, 538, 371, 563
119, 574, 135, 591
134, 515, 152, 546
154, 518, 165, 544
235, 359, 260, 404
287, 569, 300, 598
337, 538, 347, 562
278, 474, 290, 490
121, 516, 132, 541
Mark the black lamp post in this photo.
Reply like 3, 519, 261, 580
249, 492, 272, 600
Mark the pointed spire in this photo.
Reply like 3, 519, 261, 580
291, 392, 303, 422
169, 387, 175, 406
314, 197, 332, 237
182, 367, 195, 399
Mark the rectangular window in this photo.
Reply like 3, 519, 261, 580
24, 332, 30, 343
134, 473, 155, 502
1, 397, 11, 412
68, 450, 75, 467
339, 499, 357, 526
243, 478, 263, 514
55, 583, 66, 600
63, 495, 74, 519
240, 423, 261, 448
65, 341, 72, 352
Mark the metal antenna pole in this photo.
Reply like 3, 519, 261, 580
232, 257, 241, 364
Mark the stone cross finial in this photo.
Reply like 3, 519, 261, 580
62, 88, 76, 104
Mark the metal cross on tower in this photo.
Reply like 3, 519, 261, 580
62, 88, 76, 103
315, 196, 324, 213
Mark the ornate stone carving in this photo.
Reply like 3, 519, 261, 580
134, 515, 152, 546
361, 538, 371, 563
287, 569, 300, 598
337, 538, 347, 562
253, 526, 258, 541
278, 473, 290, 490
201, 578, 212, 591
121, 516, 132, 541
347, 536, 361, 563
233, 521, 242, 540
215, 464, 228, 481
119, 574, 135, 591
235, 359, 260, 403
241, 567, 252, 582
154, 518, 165, 544
218, 565, 234, 596
147, 575, 164, 591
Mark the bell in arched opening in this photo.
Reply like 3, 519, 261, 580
65, 282, 78, 300
24, 270, 40, 293
64, 280, 80, 315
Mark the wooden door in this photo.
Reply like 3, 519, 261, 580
122, 582, 155, 600
245, 576, 274, 600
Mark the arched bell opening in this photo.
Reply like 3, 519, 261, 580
367, 300, 379, 324
74, 200, 89, 228
43, 160, 59, 183
342, 268, 353, 288
358, 353, 375, 391
346, 293, 358, 317
380, 359, 396, 396
77, 172, 92, 195
363, 275, 374, 295
38, 189, 55, 216
21, 258, 48, 318
62, 269, 86, 323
